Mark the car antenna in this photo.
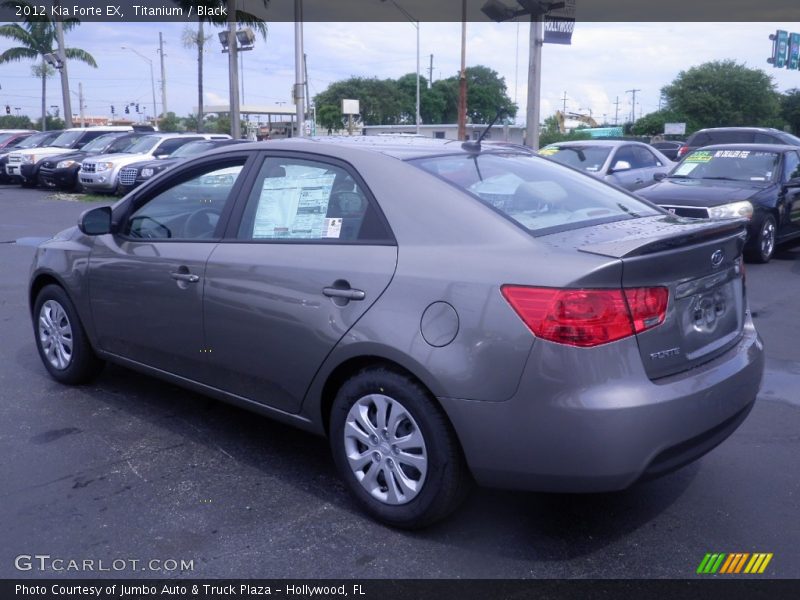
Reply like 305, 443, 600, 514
462, 108, 508, 154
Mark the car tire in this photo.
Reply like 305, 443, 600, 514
20, 178, 37, 188
745, 214, 777, 264
33, 284, 104, 384
329, 368, 471, 529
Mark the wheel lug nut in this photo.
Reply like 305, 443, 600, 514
372, 452, 381, 462
382, 429, 389, 440
370, 435, 379, 445
387, 459, 394, 469
392, 445, 399, 454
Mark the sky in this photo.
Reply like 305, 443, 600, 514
2, 20, 800, 125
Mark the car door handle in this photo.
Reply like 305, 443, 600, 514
323, 287, 365, 301
170, 272, 200, 283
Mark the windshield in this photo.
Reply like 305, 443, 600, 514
81, 133, 122, 153
170, 141, 215, 158
16, 132, 54, 149
125, 136, 161, 154
671, 149, 780, 182
50, 130, 84, 148
538, 145, 612, 173
0, 133, 14, 144
411, 152, 659, 234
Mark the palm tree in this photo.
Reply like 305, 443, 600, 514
182, 22, 212, 133
0, 1, 97, 130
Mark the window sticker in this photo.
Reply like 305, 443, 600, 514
674, 162, 699, 176
713, 150, 751, 159
686, 151, 713, 163
539, 147, 559, 156
253, 173, 335, 239
323, 217, 343, 239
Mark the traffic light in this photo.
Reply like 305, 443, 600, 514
125, 105, 130, 114
135, 103, 140, 113
111, 105, 115, 114
768, 30, 789, 68
789, 33, 800, 70
4, 105, 9, 115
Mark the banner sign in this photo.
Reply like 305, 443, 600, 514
544, 0, 576, 45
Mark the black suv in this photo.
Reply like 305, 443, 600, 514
677, 127, 800, 159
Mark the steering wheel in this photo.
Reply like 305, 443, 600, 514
183, 207, 221, 239
129, 216, 171, 239
331, 191, 365, 215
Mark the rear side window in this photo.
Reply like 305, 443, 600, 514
754, 133, 780, 144
411, 152, 659, 235
709, 131, 753, 144
237, 157, 392, 243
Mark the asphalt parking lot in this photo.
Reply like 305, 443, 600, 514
1, 186, 798, 579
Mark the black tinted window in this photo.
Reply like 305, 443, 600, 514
784, 152, 800, 181
708, 131, 753, 144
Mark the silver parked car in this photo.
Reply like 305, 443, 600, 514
29, 137, 763, 528
540, 139, 673, 191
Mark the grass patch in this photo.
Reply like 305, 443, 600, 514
49, 191, 116, 203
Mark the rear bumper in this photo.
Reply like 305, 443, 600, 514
439, 315, 764, 492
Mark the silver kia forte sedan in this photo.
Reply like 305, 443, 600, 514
29, 137, 764, 528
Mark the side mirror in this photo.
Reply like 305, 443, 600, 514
653, 172, 667, 182
609, 160, 632, 173
78, 206, 112, 235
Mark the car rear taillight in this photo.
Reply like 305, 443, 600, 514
501, 286, 668, 348
676, 145, 689, 158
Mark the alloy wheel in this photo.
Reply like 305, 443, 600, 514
38, 300, 74, 370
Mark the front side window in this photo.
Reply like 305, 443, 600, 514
411, 152, 659, 235
784, 151, 800, 181
124, 161, 245, 240
237, 157, 391, 242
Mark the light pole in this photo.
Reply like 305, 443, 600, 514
219, 23, 256, 139
382, 0, 420, 134
294, 0, 304, 137
121, 46, 158, 128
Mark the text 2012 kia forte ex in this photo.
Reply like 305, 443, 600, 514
29, 136, 764, 528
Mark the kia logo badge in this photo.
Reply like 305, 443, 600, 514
711, 249, 724, 268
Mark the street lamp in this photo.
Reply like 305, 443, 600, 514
381, 0, 420, 134
219, 27, 256, 106
121, 46, 158, 129
482, 0, 565, 150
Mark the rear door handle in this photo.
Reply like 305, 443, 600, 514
171, 272, 200, 283
323, 287, 365, 301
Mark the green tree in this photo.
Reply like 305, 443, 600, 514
158, 111, 184, 132
0, 115, 34, 129
0, 0, 97, 131
539, 114, 591, 147
661, 60, 780, 131
781, 89, 800, 135
314, 77, 403, 126
34, 115, 65, 131
631, 108, 689, 137
316, 104, 344, 133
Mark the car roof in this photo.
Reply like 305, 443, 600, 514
688, 143, 793, 153
545, 140, 648, 148
692, 127, 782, 134
199, 135, 539, 161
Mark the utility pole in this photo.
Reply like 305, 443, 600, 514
304, 52, 312, 134
78, 82, 85, 127
457, 0, 467, 141
428, 54, 433, 88
54, 2, 73, 128
525, 14, 544, 149
626, 88, 640, 123
158, 32, 167, 117
227, 1, 241, 138
561, 91, 568, 114
294, 0, 305, 137
613, 96, 620, 125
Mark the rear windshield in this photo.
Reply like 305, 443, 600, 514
538, 145, 611, 172
125, 136, 161, 154
170, 140, 216, 158
410, 152, 659, 235
50, 130, 84, 148
81, 133, 123, 153
670, 149, 780, 182
15, 132, 55, 149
